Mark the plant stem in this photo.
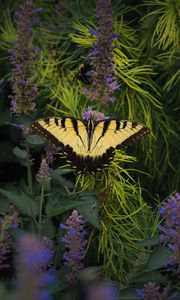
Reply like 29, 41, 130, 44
25, 140, 33, 197
38, 184, 44, 238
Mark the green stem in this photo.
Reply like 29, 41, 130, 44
25, 140, 33, 197
38, 184, 44, 238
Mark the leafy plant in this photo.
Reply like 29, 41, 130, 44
0, 0, 179, 299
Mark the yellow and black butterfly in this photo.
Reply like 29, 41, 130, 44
31, 117, 149, 174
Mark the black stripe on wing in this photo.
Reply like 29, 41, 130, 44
116, 126, 150, 150
66, 147, 115, 175
31, 119, 63, 148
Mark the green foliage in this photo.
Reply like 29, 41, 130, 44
144, 0, 180, 51
73, 152, 160, 282
142, 246, 171, 272
48, 75, 83, 117
0, 187, 39, 218
0, 0, 179, 299
0, 9, 17, 52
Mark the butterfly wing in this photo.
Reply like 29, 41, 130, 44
31, 117, 89, 171
31, 117, 149, 174
87, 119, 150, 171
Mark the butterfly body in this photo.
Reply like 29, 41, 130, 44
31, 117, 149, 174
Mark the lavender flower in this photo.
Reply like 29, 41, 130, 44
44, 143, 61, 165
89, 28, 97, 36
16, 234, 53, 300
82, 0, 119, 104
60, 210, 87, 282
0, 205, 20, 269
8, 1, 42, 115
82, 106, 108, 121
136, 282, 178, 300
36, 159, 51, 183
159, 193, 180, 274
136, 283, 161, 300
39, 236, 54, 275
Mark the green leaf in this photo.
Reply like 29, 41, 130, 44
77, 266, 102, 282
50, 268, 68, 293
52, 169, 74, 189
13, 146, 27, 166
0, 188, 39, 218
63, 288, 77, 300
118, 287, 140, 299
129, 271, 165, 284
46, 194, 93, 217
0, 194, 10, 212
52, 167, 73, 176
41, 219, 56, 239
0, 140, 15, 163
26, 134, 46, 146
142, 246, 171, 272
138, 235, 161, 247
0, 110, 11, 126
13, 146, 27, 159
17, 115, 33, 127
0, 284, 14, 300
78, 192, 99, 228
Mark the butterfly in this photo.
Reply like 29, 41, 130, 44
31, 117, 150, 174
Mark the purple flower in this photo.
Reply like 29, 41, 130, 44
36, 159, 51, 183
60, 223, 67, 230
136, 283, 179, 300
34, 46, 41, 51
136, 283, 160, 299
159, 193, 180, 274
60, 210, 87, 282
44, 143, 61, 164
159, 207, 166, 216
0, 205, 20, 269
83, 0, 119, 104
89, 28, 97, 36
10, 123, 25, 130
33, 8, 43, 13
82, 106, 109, 121
136, 288, 145, 298
9, 1, 42, 115
39, 236, 54, 275
16, 234, 53, 300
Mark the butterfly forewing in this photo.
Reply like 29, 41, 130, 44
90, 120, 149, 155
32, 117, 88, 155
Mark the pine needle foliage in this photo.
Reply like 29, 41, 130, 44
76, 151, 159, 282
0, 9, 17, 52
143, 0, 180, 51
